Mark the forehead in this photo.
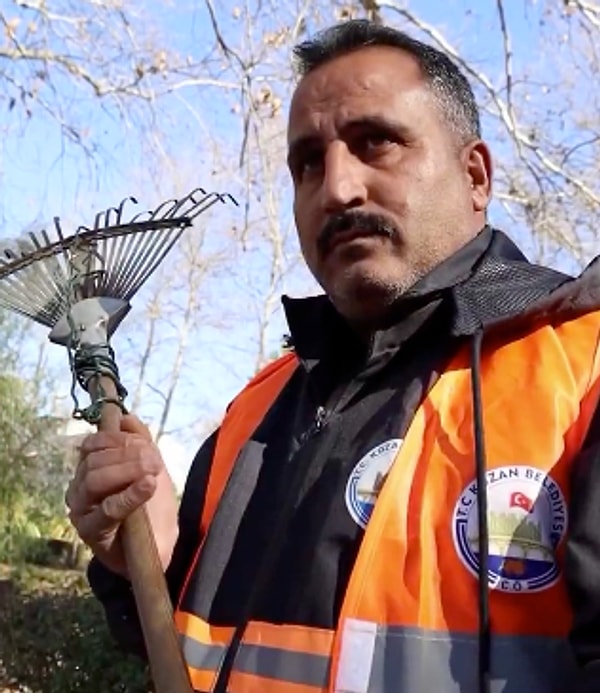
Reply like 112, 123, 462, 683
288, 46, 433, 141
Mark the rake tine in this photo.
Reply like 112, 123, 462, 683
115, 197, 138, 226
119, 225, 180, 299
158, 196, 195, 220
129, 209, 153, 224
98, 196, 138, 229
149, 199, 179, 221
107, 223, 153, 296
53, 217, 66, 244
122, 226, 186, 299
29, 230, 70, 303
180, 192, 223, 221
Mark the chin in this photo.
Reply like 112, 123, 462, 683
333, 264, 416, 299
329, 274, 406, 327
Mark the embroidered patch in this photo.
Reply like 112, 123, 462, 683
345, 439, 403, 529
452, 465, 568, 592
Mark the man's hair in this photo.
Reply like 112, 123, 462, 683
293, 19, 481, 145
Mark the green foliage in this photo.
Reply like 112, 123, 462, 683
0, 310, 77, 562
0, 564, 152, 693
0, 410, 68, 561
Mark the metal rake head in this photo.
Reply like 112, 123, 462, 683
0, 187, 237, 336
0, 186, 237, 424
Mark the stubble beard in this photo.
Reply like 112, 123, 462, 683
328, 260, 425, 327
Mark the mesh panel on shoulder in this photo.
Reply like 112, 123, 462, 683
452, 256, 567, 335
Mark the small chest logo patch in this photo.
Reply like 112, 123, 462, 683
452, 465, 568, 593
345, 438, 403, 529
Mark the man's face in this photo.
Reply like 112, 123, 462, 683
287, 46, 490, 326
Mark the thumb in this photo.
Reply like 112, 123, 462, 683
120, 413, 153, 440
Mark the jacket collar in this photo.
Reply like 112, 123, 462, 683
281, 226, 531, 363
282, 226, 600, 361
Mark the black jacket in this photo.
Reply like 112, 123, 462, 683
89, 227, 600, 690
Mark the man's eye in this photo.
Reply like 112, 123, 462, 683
362, 132, 394, 150
296, 152, 323, 178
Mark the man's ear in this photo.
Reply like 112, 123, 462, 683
463, 140, 493, 212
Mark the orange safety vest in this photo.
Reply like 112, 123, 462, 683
174, 311, 600, 692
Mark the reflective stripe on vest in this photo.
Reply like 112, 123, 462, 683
175, 611, 332, 692
176, 613, 574, 693
175, 312, 600, 692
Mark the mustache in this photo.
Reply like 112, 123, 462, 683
317, 211, 399, 256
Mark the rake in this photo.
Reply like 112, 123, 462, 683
0, 187, 238, 693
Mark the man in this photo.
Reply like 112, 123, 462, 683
67, 19, 600, 693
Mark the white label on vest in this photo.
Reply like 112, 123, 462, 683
452, 465, 568, 593
334, 618, 376, 693
345, 438, 403, 529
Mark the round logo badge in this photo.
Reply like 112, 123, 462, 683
345, 438, 403, 529
452, 465, 568, 592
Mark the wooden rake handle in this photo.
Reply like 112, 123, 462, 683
96, 375, 194, 693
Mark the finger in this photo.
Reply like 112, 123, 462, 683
80, 420, 152, 454
70, 503, 118, 547
83, 439, 160, 472
69, 436, 155, 511
66, 472, 118, 519
66, 455, 161, 516
120, 414, 153, 440
80, 430, 131, 455
102, 474, 157, 519
72, 475, 157, 544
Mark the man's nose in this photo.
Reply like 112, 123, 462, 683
320, 142, 367, 213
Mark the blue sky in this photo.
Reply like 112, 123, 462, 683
0, 0, 596, 473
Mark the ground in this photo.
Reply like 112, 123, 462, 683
0, 563, 151, 693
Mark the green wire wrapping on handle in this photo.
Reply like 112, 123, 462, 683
69, 342, 129, 424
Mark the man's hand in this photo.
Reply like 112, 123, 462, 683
66, 414, 179, 578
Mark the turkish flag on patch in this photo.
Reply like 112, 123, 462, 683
510, 491, 534, 512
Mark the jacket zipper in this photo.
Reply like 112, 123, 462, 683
307, 379, 360, 440
313, 405, 327, 431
